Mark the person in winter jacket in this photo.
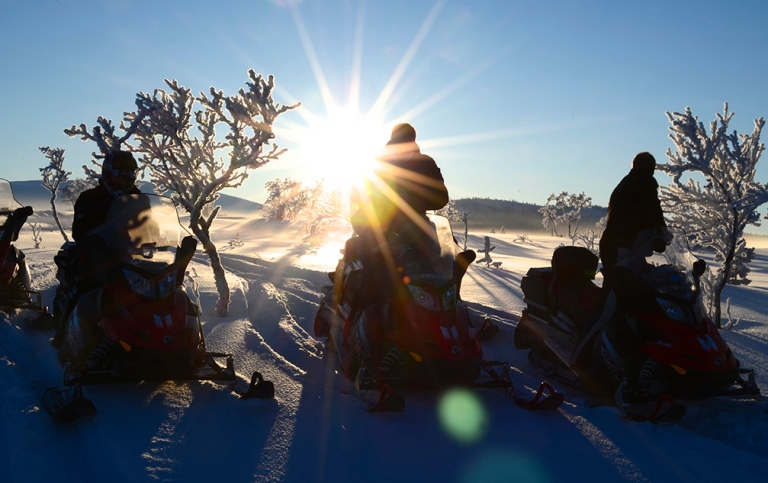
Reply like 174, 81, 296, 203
349, 123, 449, 254
315, 124, 449, 341
338, 124, 450, 375
585, 153, 670, 382
599, 152, 668, 271
52, 150, 142, 348
72, 150, 142, 242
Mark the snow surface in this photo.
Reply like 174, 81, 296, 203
2, 192, 768, 483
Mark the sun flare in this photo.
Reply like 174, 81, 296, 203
295, 107, 386, 196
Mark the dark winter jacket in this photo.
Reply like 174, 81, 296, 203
72, 179, 141, 242
351, 141, 448, 236
378, 141, 449, 213
600, 168, 666, 262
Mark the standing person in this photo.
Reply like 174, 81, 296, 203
599, 152, 667, 272
572, 153, 669, 379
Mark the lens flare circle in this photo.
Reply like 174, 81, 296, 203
438, 388, 489, 444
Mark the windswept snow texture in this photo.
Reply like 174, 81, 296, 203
1, 199, 768, 483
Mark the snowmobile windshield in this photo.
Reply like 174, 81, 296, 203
396, 214, 457, 285
0, 179, 23, 227
643, 228, 701, 302
90, 194, 187, 266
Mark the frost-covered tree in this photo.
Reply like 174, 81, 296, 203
263, 177, 312, 221
571, 215, 606, 254
435, 199, 470, 249
657, 104, 768, 327
303, 181, 347, 238
38, 147, 71, 242
539, 198, 560, 236
563, 192, 591, 237
539, 191, 592, 237
435, 198, 461, 221
459, 212, 471, 251
30, 222, 43, 249
65, 104, 151, 177
128, 70, 299, 316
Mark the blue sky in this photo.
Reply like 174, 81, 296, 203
2, 0, 768, 214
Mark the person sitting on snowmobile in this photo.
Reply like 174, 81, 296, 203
0, 205, 33, 293
327, 123, 449, 379
347, 123, 449, 305
72, 150, 142, 243
52, 150, 142, 348
71, 149, 141, 282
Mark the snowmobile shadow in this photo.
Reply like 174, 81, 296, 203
38, 379, 280, 481
468, 263, 522, 283
674, 397, 768, 459
462, 265, 525, 307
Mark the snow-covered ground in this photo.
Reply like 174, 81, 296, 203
2, 188, 768, 483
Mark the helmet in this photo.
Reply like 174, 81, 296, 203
102, 150, 137, 195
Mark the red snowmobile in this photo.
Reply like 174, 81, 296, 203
515, 229, 760, 421
44, 193, 272, 421
0, 179, 44, 313
315, 214, 562, 411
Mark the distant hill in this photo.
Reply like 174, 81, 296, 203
451, 197, 606, 234
8, 181, 604, 234
7, 180, 263, 214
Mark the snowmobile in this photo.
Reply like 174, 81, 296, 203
44, 193, 273, 422
0, 178, 45, 314
314, 214, 562, 412
515, 228, 760, 421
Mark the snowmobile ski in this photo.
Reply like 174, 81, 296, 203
479, 360, 563, 410
42, 383, 96, 422
364, 383, 405, 412
236, 371, 275, 399
478, 317, 499, 340
513, 381, 565, 411
620, 394, 686, 424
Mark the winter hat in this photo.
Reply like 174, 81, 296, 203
104, 150, 138, 171
102, 150, 139, 171
632, 152, 656, 174
388, 123, 417, 144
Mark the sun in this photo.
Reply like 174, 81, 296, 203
295, 107, 386, 196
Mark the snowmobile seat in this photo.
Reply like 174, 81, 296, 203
521, 267, 553, 317
549, 246, 600, 327
551, 278, 601, 327
54, 242, 78, 286
551, 246, 598, 281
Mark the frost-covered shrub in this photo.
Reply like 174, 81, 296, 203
38, 147, 71, 242
658, 103, 768, 326
539, 191, 592, 237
